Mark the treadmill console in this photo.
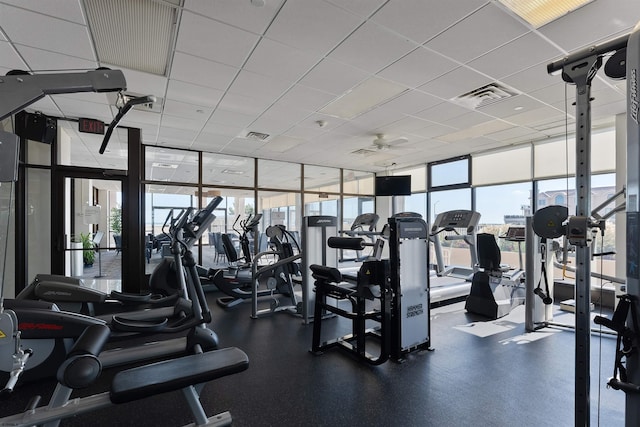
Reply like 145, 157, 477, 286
431, 210, 481, 234
503, 226, 525, 241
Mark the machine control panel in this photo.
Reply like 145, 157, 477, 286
431, 210, 481, 234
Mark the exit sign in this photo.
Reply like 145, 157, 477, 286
79, 118, 105, 135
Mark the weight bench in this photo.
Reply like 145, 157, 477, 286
0, 325, 249, 427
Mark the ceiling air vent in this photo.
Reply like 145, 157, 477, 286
452, 83, 519, 109
243, 131, 270, 141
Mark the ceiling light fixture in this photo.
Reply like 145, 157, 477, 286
498, 0, 593, 28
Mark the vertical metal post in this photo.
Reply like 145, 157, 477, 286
626, 21, 640, 427
563, 54, 601, 427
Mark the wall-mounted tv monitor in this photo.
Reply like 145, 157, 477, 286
375, 175, 411, 196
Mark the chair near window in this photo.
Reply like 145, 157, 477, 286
113, 234, 122, 255
211, 232, 227, 263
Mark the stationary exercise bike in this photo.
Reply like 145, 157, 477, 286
465, 231, 526, 319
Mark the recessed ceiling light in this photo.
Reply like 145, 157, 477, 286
498, 0, 594, 28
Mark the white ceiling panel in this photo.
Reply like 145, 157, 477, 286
0, 1, 634, 173
467, 33, 562, 79
413, 102, 473, 123
52, 96, 113, 121
160, 113, 207, 132
202, 120, 243, 138
228, 69, 292, 104
208, 109, 255, 128
0, 4, 94, 60
441, 111, 494, 130
378, 47, 458, 88
163, 99, 213, 120
265, 0, 362, 55
324, 0, 387, 18
478, 95, 547, 118
242, 37, 320, 83
275, 84, 336, 113
0, 40, 26, 70
184, 0, 284, 35
108, 66, 168, 99
165, 80, 224, 108
170, 52, 238, 91
0, 0, 86, 24
539, 0, 640, 52
418, 66, 493, 101
27, 96, 62, 116
500, 63, 559, 95
298, 57, 369, 95
427, 3, 528, 63
378, 91, 441, 115
329, 21, 417, 74
175, 11, 259, 67
157, 126, 198, 145
371, 0, 487, 44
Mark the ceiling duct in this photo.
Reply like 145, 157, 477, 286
84, 0, 180, 76
351, 148, 378, 157
452, 82, 519, 109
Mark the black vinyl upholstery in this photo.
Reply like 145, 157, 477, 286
476, 233, 501, 271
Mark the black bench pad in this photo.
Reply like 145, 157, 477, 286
110, 347, 249, 404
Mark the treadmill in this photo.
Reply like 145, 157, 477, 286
429, 209, 481, 304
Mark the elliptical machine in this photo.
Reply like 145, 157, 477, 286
1, 200, 222, 394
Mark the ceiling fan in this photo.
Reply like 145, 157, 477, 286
371, 133, 409, 150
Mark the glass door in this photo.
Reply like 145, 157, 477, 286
62, 176, 123, 292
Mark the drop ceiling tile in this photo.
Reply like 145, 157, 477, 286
371, 0, 487, 44
500, 63, 559, 96
170, 52, 238, 91
528, 82, 572, 106
539, 0, 640, 52
427, 3, 528, 63
166, 80, 224, 108
228, 69, 292, 104
324, 0, 387, 17
203, 119, 243, 137
263, 135, 307, 153
296, 113, 347, 132
209, 109, 256, 128
501, 106, 566, 127
478, 95, 546, 118
163, 99, 213, 120
0, 41, 27, 70
284, 125, 327, 140
105, 66, 168, 99
52, 96, 113, 121
378, 47, 458, 88
161, 113, 207, 132
0, 4, 94, 60
407, 122, 458, 139
345, 105, 406, 133
176, 11, 259, 67
244, 38, 321, 83
298, 57, 369, 95
328, 22, 416, 74
218, 91, 271, 116
413, 102, 472, 123
1, 0, 86, 24
379, 90, 441, 115
275, 84, 336, 113
467, 33, 562, 80
265, 0, 362, 55
15, 45, 97, 72
486, 126, 538, 141
119, 110, 162, 127
157, 127, 198, 147
57, 92, 110, 105
184, 0, 285, 34
418, 66, 493, 100
441, 111, 494, 130
27, 96, 62, 116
